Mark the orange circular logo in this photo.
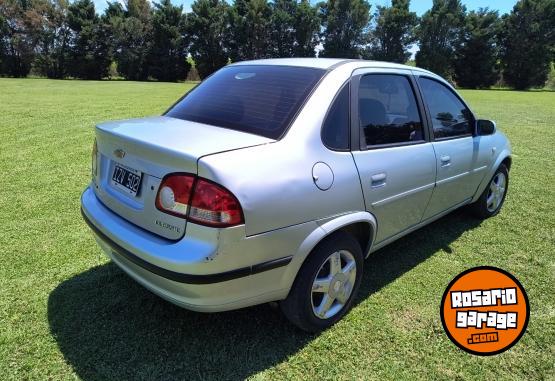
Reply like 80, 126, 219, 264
440, 266, 529, 356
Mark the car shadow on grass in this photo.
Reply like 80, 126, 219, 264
48, 209, 481, 381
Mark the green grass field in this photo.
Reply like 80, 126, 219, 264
0, 78, 553, 380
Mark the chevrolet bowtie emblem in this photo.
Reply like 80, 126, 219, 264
114, 149, 126, 159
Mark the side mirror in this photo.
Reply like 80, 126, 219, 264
476, 119, 496, 136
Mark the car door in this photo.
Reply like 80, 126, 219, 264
350, 69, 436, 244
415, 76, 485, 220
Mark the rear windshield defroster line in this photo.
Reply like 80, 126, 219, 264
165, 65, 325, 139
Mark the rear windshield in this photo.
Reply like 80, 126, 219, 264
165, 65, 325, 139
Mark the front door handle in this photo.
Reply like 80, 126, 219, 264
440, 155, 451, 167
370, 173, 387, 188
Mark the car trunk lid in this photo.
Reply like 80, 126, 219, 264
92, 116, 272, 240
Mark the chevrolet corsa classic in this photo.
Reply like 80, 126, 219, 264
81, 58, 511, 332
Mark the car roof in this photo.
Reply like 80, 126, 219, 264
228, 58, 434, 75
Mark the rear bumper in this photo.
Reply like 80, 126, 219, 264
80, 186, 313, 312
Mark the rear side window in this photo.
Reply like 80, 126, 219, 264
418, 77, 474, 139
358, 74, 424, 146
322, 83, 350, 150
166, 65, 325, 139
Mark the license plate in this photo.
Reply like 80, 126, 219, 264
111, 164, 142, 196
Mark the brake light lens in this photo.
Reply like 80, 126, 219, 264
189, 179, 244, 227
155, 174, 244, 227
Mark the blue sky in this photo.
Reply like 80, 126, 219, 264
93, 0, 518, 15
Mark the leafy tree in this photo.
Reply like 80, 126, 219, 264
0, 0, 34, 77
500, 0, 555, 89
117, 18, 151, 80
223, 0, 243, 61
104, 0, 124, 18
104, 0, 152, 80
147, 0, 190, 81
0, 2, 8, 71
127, 0, 150, 19
244, 0, 272, 59
366, 0, 417, 63
547, 62, 555, 90
101, 1, 123, 78
267, 0, 322, 58
293, 0, 320, 57
228, 0, 272, 61
67, 0, 112, 79
453, 8, 500, 88
269, 0, 296, 57
26, 0, 72, 78
187, 0, 230, 79
319, 0, 371, 58
415, 0, 466, 78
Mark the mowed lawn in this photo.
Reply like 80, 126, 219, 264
0, 78, 553, 380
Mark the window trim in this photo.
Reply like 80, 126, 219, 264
415, 75, 477, 141
351, 72, 431, 151
321, 80, 351, 152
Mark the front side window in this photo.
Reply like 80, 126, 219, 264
358, 74, 424, 147
418, 77, 474, 139
166, 65, 325, 139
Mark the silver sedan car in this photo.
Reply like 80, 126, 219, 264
81, 58, 511, 332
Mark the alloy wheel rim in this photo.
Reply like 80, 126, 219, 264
311, 250, 357, 320
486, 172, 506, 212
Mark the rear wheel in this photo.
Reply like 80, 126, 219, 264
471, 164, 509, 219
280, 231, 363, 332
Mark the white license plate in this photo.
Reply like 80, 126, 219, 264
111, 164, 142, 196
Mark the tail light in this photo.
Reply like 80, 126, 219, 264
188, 178, 243, 227
155, 174, 244, 227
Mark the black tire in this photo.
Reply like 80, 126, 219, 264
470, 164, 509, 219
280, 231, 363, 333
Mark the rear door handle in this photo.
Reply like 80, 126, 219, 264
440, 155, 451, 167
370, 173, 387, 188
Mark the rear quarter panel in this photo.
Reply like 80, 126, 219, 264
198, 63, 367, 236
198, 141, 365, 236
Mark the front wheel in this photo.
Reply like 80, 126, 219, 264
470, 164, 509, 219
280, 231, 363, 333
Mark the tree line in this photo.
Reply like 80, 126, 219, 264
0, 0, 553, 89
